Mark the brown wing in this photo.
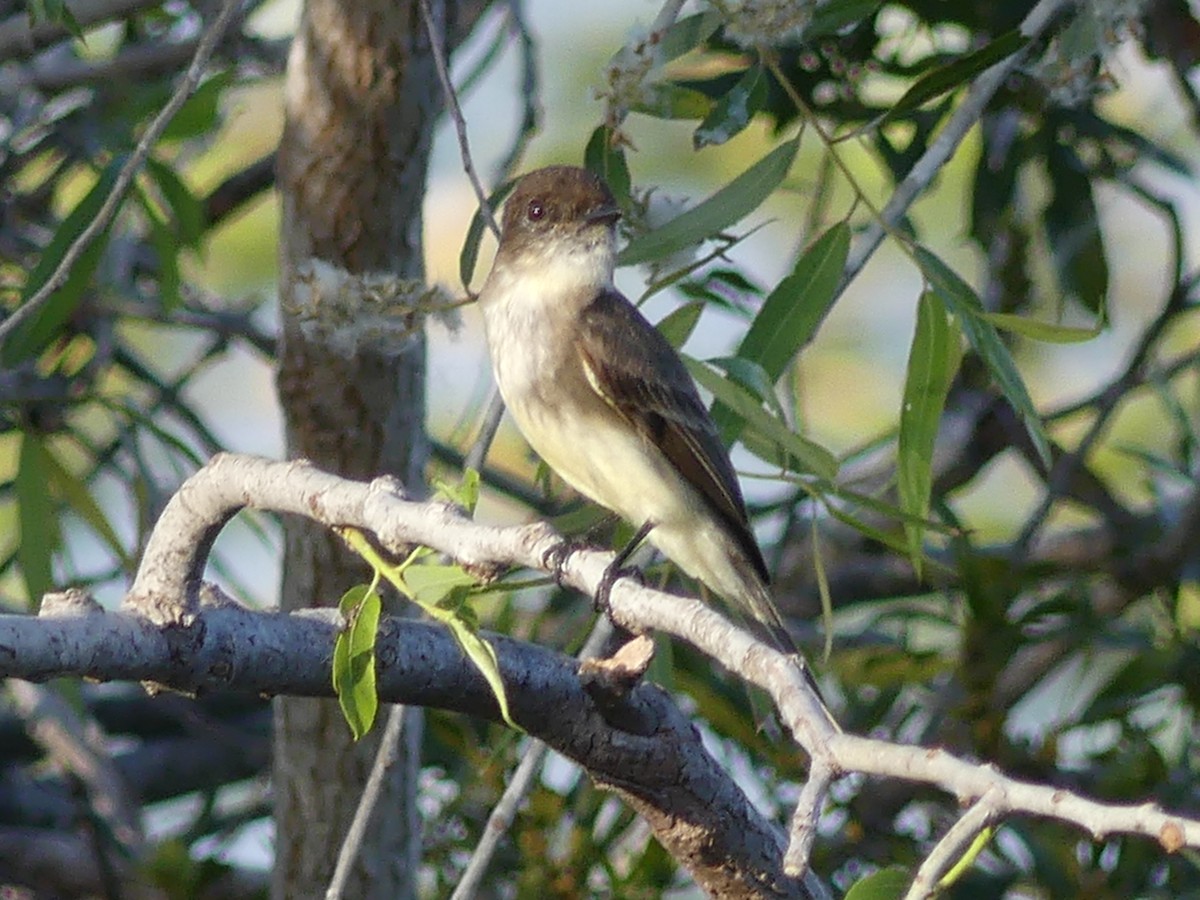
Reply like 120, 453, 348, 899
575, 288, 770, 584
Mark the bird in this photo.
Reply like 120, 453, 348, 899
476, 164, 796, 655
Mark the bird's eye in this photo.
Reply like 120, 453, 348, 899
527, 199, 546, 222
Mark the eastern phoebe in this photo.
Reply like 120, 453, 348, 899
478, 165, 795, 654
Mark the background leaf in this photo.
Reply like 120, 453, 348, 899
618, 138, 799, 267
898, 290, 962, 574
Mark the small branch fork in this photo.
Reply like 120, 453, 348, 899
103, 453, 1200, 884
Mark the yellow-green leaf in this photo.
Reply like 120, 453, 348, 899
898, 290, 961, 575
917, 247, 1050, 468
686, 357, 838, 480
16, 435, 61, 605
618, 138, 799, 267
332, 581, 382, 740
983, 312, 1102, 343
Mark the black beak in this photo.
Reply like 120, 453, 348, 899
585, 204, 621, 226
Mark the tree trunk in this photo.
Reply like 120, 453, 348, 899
272, 1, 485, 895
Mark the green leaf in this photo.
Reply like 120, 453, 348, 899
37, 441, 132, 569
135, 187, 181, 310
1045, 143, 1109, 314
938, 826, 995, 890
712, 221, 849, 438
25, 0, 83, 39
403, 563, 478, 610
806, 0, 883, 38
738, 221, 849, 379
160, 71, 231, 142
584, 126, 631, 206
916, 247, 1050, 468
843, 866, 910, 900
440, 590, 520, 731
4, 159, 123, 363
16, 435, 61, 605
880, 31, 1027, 128
898, 290, 961, 575
629, 83, 712, 120
338, 529, 520, 731
433, 469, 481, 515
618, 138, 799, 267
333, 581, 382, 740
707, 356, 786, 420
694, 65, 767, 149
655, 302, 704, 349
656, 9, 723, 62
144, 157, 206, 248
686, 358, 838, 480
459, 179, 515, 289
983, 312, 1102, 343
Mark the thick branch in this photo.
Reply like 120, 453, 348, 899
4, 594, 808, 899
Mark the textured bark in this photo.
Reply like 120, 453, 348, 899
273, 1, 484, 896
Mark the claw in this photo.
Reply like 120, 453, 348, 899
594, 561, 644, 614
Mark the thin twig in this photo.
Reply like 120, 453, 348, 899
419, 0, 500, 238
0, 0, 243, 349
463, 386, 507, 473
451, 619, 614, 899
325, 705, 408, 900
903, 798, 996, 900
838, 0, 1071, 291
492, 0, 540, 182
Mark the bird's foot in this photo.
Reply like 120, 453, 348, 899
594, 559, 644, 615
542, 537, 591, 587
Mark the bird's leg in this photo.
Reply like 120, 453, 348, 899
594, 520, 655, 615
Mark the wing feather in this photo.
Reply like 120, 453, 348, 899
574, 289, 769, 583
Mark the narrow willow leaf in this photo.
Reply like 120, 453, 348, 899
442, 592, 521, 731
136, 188, 181, 310
403, 563, 478, 610
707, 356, 786, 420
338, 528, 517, 731
144, 156, 206, 248
916, 247, 1050, 468
433, 469, 481, 515
738, 221, 850, 379
880, 31, 1026, 128
656, 9, 723, 62
655, 302, 704, 349
333, 582, 382, 740
807, 0, 884, 38
843, 866, 911, 900
161, 72, 231, 142
823, 501, 918, 558
630, 83, 713, 121
898, 291, 962, 575
686, 358, 838, 479
937, 827, 995, 890
1045, 143, 1109, 314
459, 180, 515, 290
983, 312, 1102, 343
4, 159, 123, 363
38, 441, 132, 568
618, 138, 799, 267
16, 435, 61, 605
713, 222, 850, 437
584, 125, 631, 205
694, 65, 767, 149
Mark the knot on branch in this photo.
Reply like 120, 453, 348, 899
38, 588, 102, 618
579, 634, 657, 736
